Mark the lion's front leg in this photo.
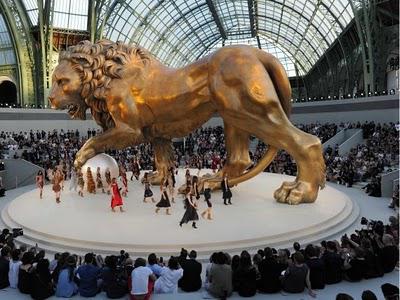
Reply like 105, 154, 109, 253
147, 138, 174, 185
74, 126, 143, 169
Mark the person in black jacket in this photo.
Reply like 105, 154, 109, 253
322, 241, 343, 284
257, 247, 282, 293
304, 245, 325, 289
0, 246, 10, 289
232, 250, 257, 297
101, 255, 127, 299
178, 250, 202, 292
31, 259, 55, 300
220, 174, 232, 205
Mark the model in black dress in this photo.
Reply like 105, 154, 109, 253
179, 193, 199, 228
221, 174, 232, 205
201, 181, 213, 220
155, 186, 171, 215
191, 176, 200, 200
142, 172, 155, 203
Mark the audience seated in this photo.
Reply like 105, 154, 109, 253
100, 255, 127, 298
76, 253, 101, 297
257, 247, 283, 293
232, 250, 257, 297
31, 258, 54, 299
322, 241, 344, 284
130, 257, 156, 300
178, 250, 202, 292
281, 252, 315, 296
0, 246, 10, 289
154, 256, 183, 294
18, 251, 34, 294
55, 255, 78, 298
206, 252, 233, 299
305, 244, 325, 289
146, 253, 163, 278
8, 248, 21, 289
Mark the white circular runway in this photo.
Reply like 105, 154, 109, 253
1, 170, 359, 258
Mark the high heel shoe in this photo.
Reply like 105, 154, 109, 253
192, 222, 197, 229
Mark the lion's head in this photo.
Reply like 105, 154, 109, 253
49, 39, 150, 130
49, 60, 88, 120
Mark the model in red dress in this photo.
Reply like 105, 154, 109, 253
110, 178, 125, 212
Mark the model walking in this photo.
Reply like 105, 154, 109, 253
86, 167, 96, 194
96, 167, 105, 193
77, 169, 84, 197
110, 178, 125, 212
221, 173, 232, 205
191, 176, 200, 200
167, 172, 175, 203
52, 168, 63, 203
105, 167, 112, 195
69, 168, 78, 192
143, 172, 155, 203
201, 181, 213, 220
130, 158, 140, 181
155, 185, 171, 215
120, 167, 128, 197
179, 193, 199, 228
36, 170, 44, 199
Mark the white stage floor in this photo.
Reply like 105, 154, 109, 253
1, 170, 360, 257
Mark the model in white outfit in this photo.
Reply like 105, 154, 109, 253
69, 168, 78, 192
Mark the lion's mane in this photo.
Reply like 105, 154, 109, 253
59, 39, 150, 130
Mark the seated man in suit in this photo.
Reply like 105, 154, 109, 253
178, 250, 202, 292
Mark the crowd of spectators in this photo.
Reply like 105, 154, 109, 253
0, 122, 398, 198
0, 214, 398, 299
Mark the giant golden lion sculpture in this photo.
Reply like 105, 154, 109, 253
49, 40, 325, 204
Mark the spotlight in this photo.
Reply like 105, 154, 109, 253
360, 93, 364, 96
328, 95, 331, 99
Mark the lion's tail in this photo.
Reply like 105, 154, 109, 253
222, 50, 292, 187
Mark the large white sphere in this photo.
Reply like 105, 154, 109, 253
81, 153, 119, 186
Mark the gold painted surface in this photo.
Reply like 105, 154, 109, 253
49, 40, 326, 204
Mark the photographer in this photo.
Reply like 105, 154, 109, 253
375, 234, 399, 273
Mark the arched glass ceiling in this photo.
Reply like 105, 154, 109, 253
0, 12, 16, 65
206, 37, 297, 77
103, 0, 354, 75
22, 0, 89, 30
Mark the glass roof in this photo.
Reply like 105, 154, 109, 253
18, 0, 354, 76
22, 0, 89, 30
103, 0, 354, 76
0, 11, 16, 65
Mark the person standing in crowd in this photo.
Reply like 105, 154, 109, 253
130, 257, 156, 300
201, 181, 213, 220
69, 168, 78, 192
111, 178, 125, 213
179, 193, 199, 229
155, 185, 171, 215
142, 172, 155, 203
221, 173, 232, 205
77, 169, 85, 197
52, 168, 63, 203
96, 167, 105, 193
86, 167, 96, 194
105, 167, 112, 195
178, 250, 202, 292
154, 256, 183, 294
36, 170, 44, 199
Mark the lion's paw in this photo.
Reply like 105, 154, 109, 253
74, 147, 96, 169
274, 181, 318, 205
